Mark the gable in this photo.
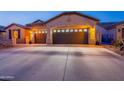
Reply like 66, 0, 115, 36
46, 12, 99, 27
5, 24, 26, 31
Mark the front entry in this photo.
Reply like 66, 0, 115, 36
34, 32, 47, 44
53, 29, 88, 44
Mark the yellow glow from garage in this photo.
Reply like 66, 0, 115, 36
89, 27, 96, 40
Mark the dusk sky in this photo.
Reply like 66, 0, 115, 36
0, 11, 124, 26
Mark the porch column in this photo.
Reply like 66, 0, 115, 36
12, 37, 16, 45
89, 26, 96, 44
30, 32, 35, 44
25, 36, 30, 44
46, 28, 53, 44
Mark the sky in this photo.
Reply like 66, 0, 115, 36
0, 11, 124, 26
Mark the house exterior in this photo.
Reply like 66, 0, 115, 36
116, 21, 124, 41
97, 22, 119, 44
2, 12, 124, 45
4, 12, 99, 45
0, 26, 6, 43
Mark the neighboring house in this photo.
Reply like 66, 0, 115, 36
116, 21, 124, 41
4, 12, 99, 45
97, 22, 119, 44
0, 26, 6, 43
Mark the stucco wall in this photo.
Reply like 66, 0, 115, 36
46, 14, 98, 28
116, 24, 124, 41
96, 25, 116, 43
46, 14, 98, 44
5, 25, 26, 44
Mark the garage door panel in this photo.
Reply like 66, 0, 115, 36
35, 33, 47, 44
53, 32, 88, 44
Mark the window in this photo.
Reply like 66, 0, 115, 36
66, 29, 69, 32
42, 31, 45, 33
70, 29, 73, 32
18, 29, 20, 39
79, 29, 83, 32
53, 30, 56, 33
122, 28, 124, 31
61, 29, 65, 32
57, 30, 60, 33
45, 31, 47, 33
9, 29, 12, 39
118, 29, 121, 32
84, 29, 88, 32
74, 29, 78, 32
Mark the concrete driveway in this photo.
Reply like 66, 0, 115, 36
0, 45, 124, 81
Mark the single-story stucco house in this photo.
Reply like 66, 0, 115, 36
0, 12, 124, 45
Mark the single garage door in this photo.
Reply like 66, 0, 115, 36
53, 29, 88, 44
34, 31, 47, 44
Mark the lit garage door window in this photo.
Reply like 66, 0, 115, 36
84, 29, 88, 32
66, 29, 69, 32
57, 30, 61, 33
42, 31, 45, 33
70, 29, 73, 32
79, 29, 83, 32
74, 29, 78, 32
44, 30, 47, 33
53, 30, 56, 33
61, 29, 65, 32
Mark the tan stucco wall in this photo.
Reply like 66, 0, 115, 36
116, 24, 124, 41
5, 25, 26, 44
46, 14, 98, 44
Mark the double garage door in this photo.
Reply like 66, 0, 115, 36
53, 29, 89, 44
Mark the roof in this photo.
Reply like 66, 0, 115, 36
45, 12, 99, 23
5, 23, 30, 29
116, 20, 124, 26
26, 19, 45, 26
98, 22, 119, 30
0, 25, 5, 32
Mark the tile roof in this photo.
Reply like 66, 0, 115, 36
0, 25, 5, 32
98, 22, 119, 30
26, 19, 45, 26
5, 23, 30, 29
